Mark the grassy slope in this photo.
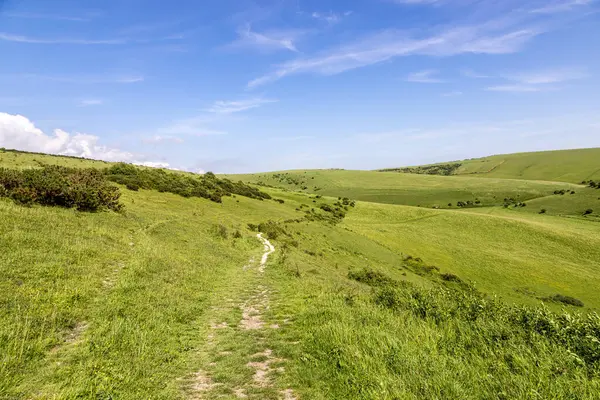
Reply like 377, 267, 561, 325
453, 148, 600, 183
344, 202, 600, 308
226, 169, 577, 208
2, 151, 600, 398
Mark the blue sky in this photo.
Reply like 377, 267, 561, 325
0, 0, 599, 172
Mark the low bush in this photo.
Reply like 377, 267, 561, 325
105, 163, 271, 204
211, 224, 228, 239
348, 268, 396, 287
542, 294, 584, 307
0, 165, 122, 212
126, 182, 140, 191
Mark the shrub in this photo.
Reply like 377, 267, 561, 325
233, 230, 243, 239
126, 182, 140, 191
257, 221, 288, 240
440, 273, 463, 283
542, 294, 584, 307
348, 268, 396, 287
584, 209, 593, 216
0, 165, 122, 212
212, 224, 228, 239
540, 209, 547, 214
104, 163, 270, 204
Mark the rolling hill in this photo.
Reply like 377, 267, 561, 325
1, 148, 600, 399
383, 147, 600, 183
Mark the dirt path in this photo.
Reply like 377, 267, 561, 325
185, 233, 297, 399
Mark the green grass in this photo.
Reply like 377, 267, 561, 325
343, 201, 600, 309
226, 169, 577, 208
1, 150, 600, 399
444, 148, 600, 183
512, 187, 600, 219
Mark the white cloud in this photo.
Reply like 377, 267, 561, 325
486, 67, 587, 92
0, 112, 161, 165
248, 24, 540, 88
204, 98, 278, 114
461, 69, 491, 78
12, 73, 144, 84
486, 85, 546, 92
157, 117, 227, 137
226, 25, 302, 53
506, 68, 588, 84
78, 99, 103, 107
4, 12, 91, 22
0, 32, 126, 45
311, 11, 352, 25
442, 91, 463, 96
532, 0, 594, 13
406, 69, 444, 83
143, 135, 185, 144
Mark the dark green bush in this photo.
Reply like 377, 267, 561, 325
542, 294, 585, 307
126, 182, 140, 191
104, 163, 270, 204
0, 165, 122, 212
584, 209, 593, 216
440, 273, 463, 283
349, 268, 396, 287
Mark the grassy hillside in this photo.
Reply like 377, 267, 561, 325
226, 169, 577, 208
457, 148, 600, 183
2, 150, 600, 399
383, 148, 600, 183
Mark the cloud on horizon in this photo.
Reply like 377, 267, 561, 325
0, 112, 165, 165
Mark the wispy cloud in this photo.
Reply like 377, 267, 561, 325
0, 32, 126, 45
442, 91, 463, 97
204, 98, 278, 114
486, 85, 547, 92
311, 11, 352, 25
10, 73, 144, 84
406, 69, 444, 83
461, 69, 491, 78
143, 135, 185, 144
248, 24, 539, 88
226, 25, 303, 53
486, 67, 587, 92
506, 67, 588, 84
4, 11, 92, 22
531, 0, 595, 14
157, 117, 227, 137
78, 99, 104, 107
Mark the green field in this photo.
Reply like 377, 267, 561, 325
1, 148, 600, 399
394, 147, 600, 183
226, 169, 579, 208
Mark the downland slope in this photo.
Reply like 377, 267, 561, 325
381, 147, 600, 183
226, 169, 579, 209
1, 148, 600, 399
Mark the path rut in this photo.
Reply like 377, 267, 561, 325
186, 233, 297, 399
